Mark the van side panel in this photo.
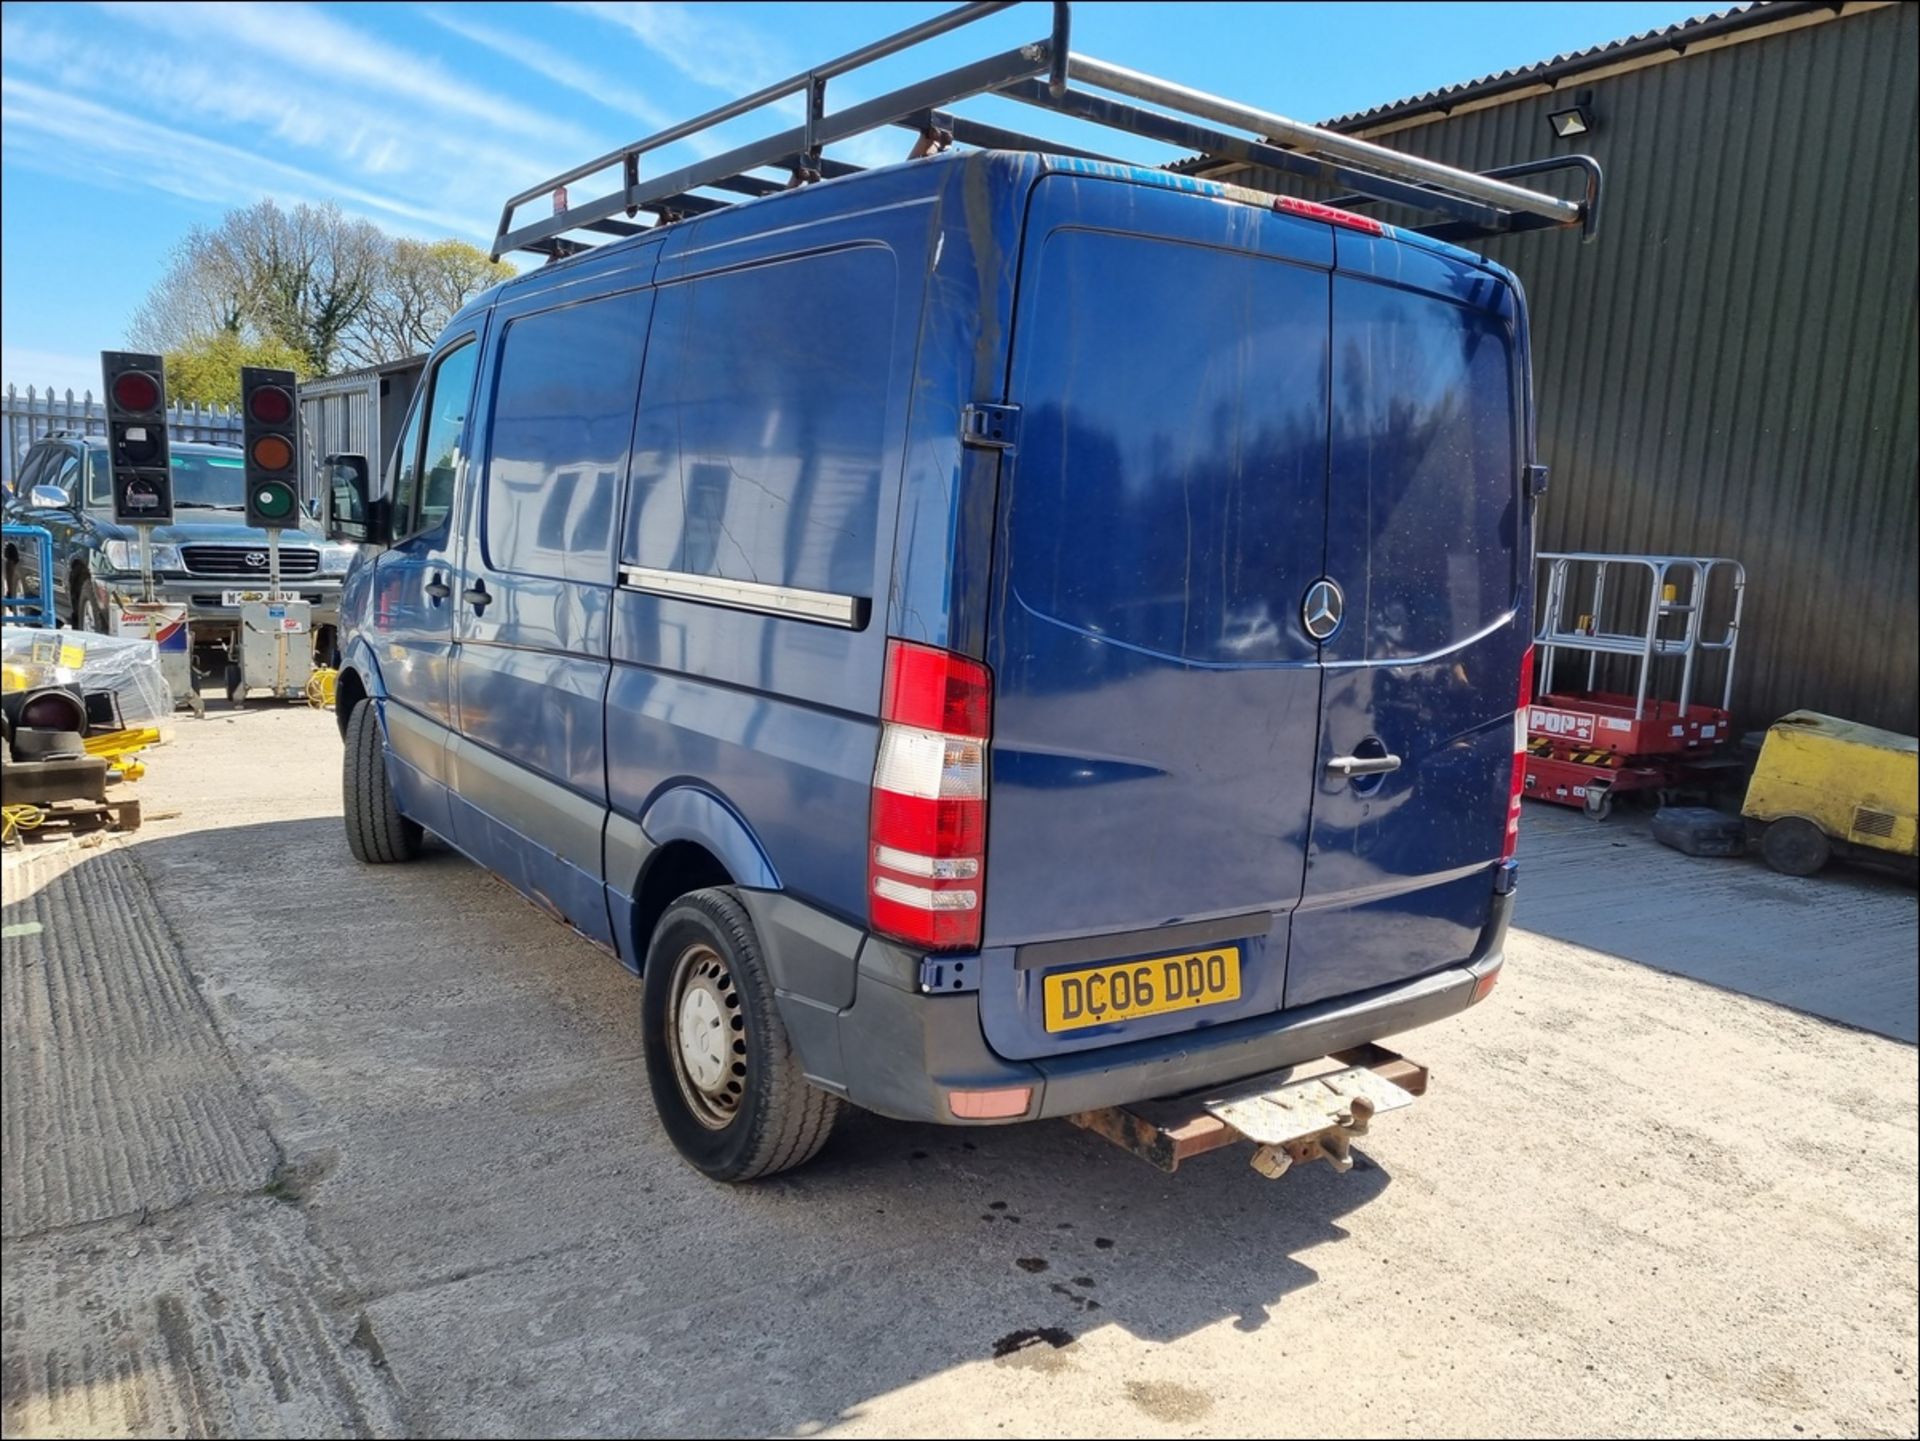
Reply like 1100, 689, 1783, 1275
605, 200, 934, 941
886, 155, 1033, 659
449, 273, 659, 950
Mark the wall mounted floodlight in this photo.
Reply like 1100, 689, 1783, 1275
1548, 103, 1593, 139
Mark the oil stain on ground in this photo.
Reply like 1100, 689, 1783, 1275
1127, 1379, 1215, 1423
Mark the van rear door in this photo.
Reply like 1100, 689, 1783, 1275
978, 174, 1333, 1060
1285, 239, 1530, 1008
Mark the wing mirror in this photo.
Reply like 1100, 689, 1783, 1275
324, 454, 389, 546
27, 484, 72, 510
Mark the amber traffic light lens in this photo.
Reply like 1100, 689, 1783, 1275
112, 372, 161, 412
251, 435, 295, 472
247, 385, 294, 424
119, 428, 162, 464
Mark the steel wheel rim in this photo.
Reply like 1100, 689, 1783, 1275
666, 941, 747, 1129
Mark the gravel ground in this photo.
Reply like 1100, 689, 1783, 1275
3, 703, 1915, 1439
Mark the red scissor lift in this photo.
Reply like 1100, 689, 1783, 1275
1526, 552, 1747, 819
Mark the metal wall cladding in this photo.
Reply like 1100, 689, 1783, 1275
1243, 4, 1919, 735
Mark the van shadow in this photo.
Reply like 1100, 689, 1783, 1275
15, 816, 1399, 1438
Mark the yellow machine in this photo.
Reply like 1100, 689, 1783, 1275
1743, 711, 1918, 876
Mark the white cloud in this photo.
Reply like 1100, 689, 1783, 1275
566, 1, 795, 98
94, 0, 597, 154
0, 76, 494, 240
0, 15, 562, 201
425, 7, 674, 132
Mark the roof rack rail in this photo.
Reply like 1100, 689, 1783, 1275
492, 0, 1601, 261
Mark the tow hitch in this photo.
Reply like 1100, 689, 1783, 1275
1067, 1044, 1428, 1180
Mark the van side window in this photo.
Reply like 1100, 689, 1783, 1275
484, 293, 647, 582
392, 338, 477, 538
623, 248, 894, 599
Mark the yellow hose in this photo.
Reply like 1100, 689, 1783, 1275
307, 667, 339, 710
2, 804, 45, 845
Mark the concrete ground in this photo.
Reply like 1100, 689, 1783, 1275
3, 704, 1916, 1439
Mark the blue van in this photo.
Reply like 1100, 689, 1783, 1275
324, 6, 1597, 1180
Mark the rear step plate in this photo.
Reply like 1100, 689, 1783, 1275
1201, 1058, 1416, 1145
1067, 1044, 1428, 1179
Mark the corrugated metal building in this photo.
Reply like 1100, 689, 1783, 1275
297, 355, 424, 504
1208, 1, 1918, 735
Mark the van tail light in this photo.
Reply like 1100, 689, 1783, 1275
1504, 645, 1535, 861
869, 639, 990, 951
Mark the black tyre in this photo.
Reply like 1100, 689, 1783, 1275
641, 888, 842, 1182
1760, 816, 1830, 877
75, 581, 109, 633
342, 698, 422, 864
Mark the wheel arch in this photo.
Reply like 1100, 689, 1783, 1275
333, 638, 387, 737
629, 787, 781, 967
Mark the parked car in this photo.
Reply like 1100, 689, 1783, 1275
1, 434, 356, 694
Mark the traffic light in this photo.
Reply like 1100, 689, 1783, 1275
240, 366, 301, 530
102, 351, 173, 524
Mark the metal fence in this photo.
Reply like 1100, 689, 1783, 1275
2, 384, 244, 489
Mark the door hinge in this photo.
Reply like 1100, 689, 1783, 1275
961, 402, 1020, 450
1526, 463, 1550, 498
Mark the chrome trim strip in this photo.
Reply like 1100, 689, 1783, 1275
617, 567, 867, 629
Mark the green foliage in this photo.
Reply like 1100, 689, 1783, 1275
163, 332, 311, 409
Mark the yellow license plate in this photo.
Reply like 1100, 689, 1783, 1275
1043, 947, 1242, 1033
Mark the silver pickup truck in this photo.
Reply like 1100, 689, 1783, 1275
2, 433, 356, 697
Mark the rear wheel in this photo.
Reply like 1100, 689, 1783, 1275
1760, 817, 1830, 877
342, 698, 421, 864
641, 888, 841, 1182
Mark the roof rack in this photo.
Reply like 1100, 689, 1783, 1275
492, 1, 1602, 262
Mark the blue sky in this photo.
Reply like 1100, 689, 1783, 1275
1, 0, 1711, 395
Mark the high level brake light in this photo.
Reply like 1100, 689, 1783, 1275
1273, 194, 1386, 236
869, 639, 990, 951
1504, 645, 1535, 861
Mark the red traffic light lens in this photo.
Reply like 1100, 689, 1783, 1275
112, 371, 161, 412
247, 385, 294, 424
251, 435, 295, 472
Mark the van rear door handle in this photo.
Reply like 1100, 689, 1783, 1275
424, 573, 451, 602
461, 580, 491, 613
1326, 753, 1402, 779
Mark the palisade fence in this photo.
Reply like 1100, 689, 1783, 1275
1, 384, 244, 489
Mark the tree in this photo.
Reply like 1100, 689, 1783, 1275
207, 200, 385, 373
163, 332, 311, 408
340, 239, 513, 369
130, 201, 505, 377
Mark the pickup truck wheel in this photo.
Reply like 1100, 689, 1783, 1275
341, 698, 422, 864
75, 584, 108, 634
642, 888, 842, 1182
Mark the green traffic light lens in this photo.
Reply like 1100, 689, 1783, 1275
253, 483, 296, 521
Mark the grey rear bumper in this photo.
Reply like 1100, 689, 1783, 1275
740, 888, 1511, 1126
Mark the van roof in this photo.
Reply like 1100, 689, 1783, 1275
473, 147, 1518, 324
